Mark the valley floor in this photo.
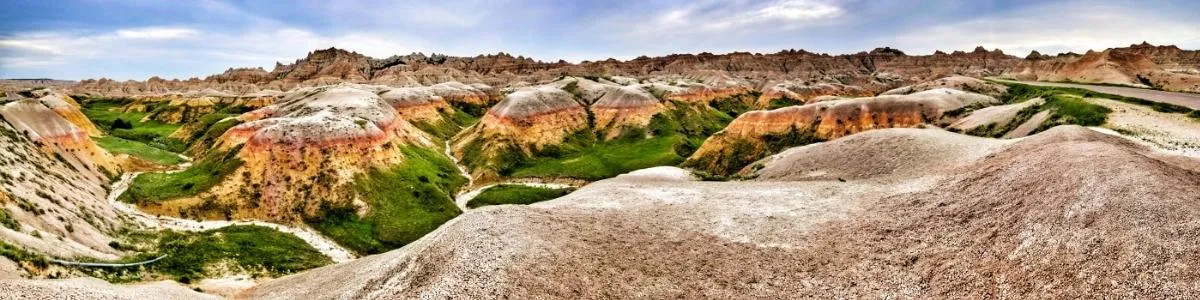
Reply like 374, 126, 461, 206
997, 79, 1200, 110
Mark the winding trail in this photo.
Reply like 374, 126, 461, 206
109, 172, 356, 263
49, 255, 168, 268
443, 140, 579, 211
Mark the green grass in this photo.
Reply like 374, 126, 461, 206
0, 241, 47, 273
309, 146, 466, 255
81, 99, 184, 151
120, 145, 243, 204
94, 136, 186, 165
467, 184, 575, 208
1037, 94, 1112, 130
997, 81, 1197, 116
682, 126, 823, 177
503, 102, 732, 181
709, 92, 759, 117
977, 82, 1117, 136
0, 208, 20, 230
413, 110, 479, 140
511, 134, 687, 180
179, 113, 243, 156
93, 225, 329, 283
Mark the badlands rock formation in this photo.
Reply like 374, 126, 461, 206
451, 76, 746, 182
67, 45, 1026, 98
881, 75, 1008, 97
0, 92, 126, 264
245, 126, 1200, 299
157, 85, 436, 221
1008, 48, 1200, 93
32, 90, 104, 137
755, 81, 872, 108
452, 84, 589, 182
686, 88, 998, 175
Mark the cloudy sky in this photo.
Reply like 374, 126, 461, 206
2, 0, 1198, 80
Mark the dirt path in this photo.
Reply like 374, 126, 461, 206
442, 141, 579, 211
994, 79, 1200, 110
108, 172, 356, 263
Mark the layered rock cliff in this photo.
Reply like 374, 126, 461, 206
154, 85, 437, 222
1006, 48, 1200, 93
0, 92, 126, 264
685, 89, 998, 175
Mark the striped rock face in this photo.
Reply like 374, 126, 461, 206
206, 85, 434, 221
34, 91, 104, 137
687, 89, 997, 175
141, 97, 218, 124
881, 75, 1008, 97
591, 85, 663, 138
720, 89, 996, 139
428, 82, 494, 106
756, 82, 872, 107
1009, 50, 1200, 93
378, 87, 456, 123
0, 107, 126, 261
465, 84, 589, 148
0, 99, 118, 176
645, 82, 754, 105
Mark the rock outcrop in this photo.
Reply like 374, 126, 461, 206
755, 81, 871, 108
881, 75, 1008, 97
168, 85, 437, 221
686, 89, 998, 175
1007, 49, 1200, 93
0, 93, 125, 263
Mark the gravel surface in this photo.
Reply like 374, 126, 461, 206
0, 278, 218, 300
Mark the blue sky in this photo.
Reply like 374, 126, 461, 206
2, 0, 1198, 80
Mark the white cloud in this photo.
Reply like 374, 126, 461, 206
115, 27, 199, 39
705, 0, 844, 31
641, 0, 844, 34
0, 39, 67, 55
0, 26, 428, 79
886, 1, 1200, 55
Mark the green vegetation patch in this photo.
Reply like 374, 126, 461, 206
92, 225, 329, 283
120, 145, 243, 204
683, 125, 823, 178
413, 109, 480, 140
81, 99, 184, 151
503, 102, 733, 181
974, 82, 1119, 136
94, 136, 186, 165
511, 133, 687, 180
998, 82, 1196, 115
709, 92, 760, 117
309, 146, 466, 255
0, 241, 48, 273
0, 208, 20, 231
467, 184, 575, 208
181, 114, 243, 156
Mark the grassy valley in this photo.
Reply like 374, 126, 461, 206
467, 185, 575, 208
308, 147, 467, 254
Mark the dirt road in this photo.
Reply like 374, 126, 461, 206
995, 79, 1200, 110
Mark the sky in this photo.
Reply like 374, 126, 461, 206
2, 0, 1198, 80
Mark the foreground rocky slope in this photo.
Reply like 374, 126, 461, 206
0, 90, 126, 262
244, 126, 1200, 298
